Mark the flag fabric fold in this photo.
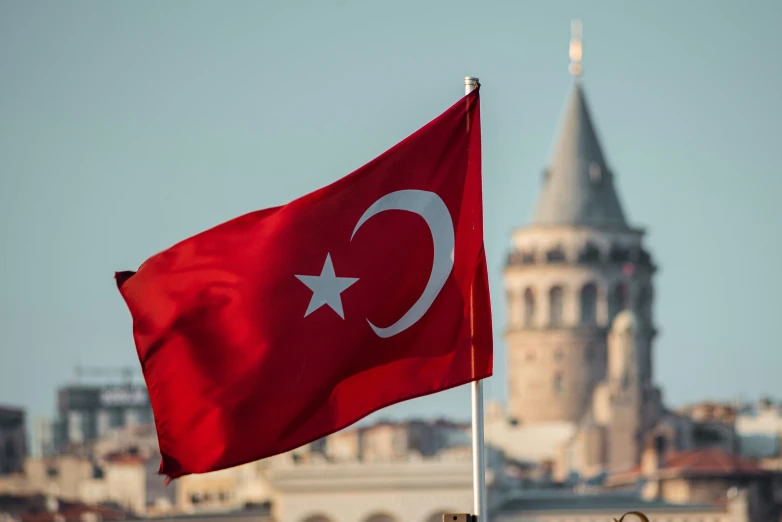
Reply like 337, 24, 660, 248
116, 88, 492, 479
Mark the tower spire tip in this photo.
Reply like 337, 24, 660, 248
569, 19, 583, 79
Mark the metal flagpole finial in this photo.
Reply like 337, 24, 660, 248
569, 19, 583, 79
464, 77, 480, 95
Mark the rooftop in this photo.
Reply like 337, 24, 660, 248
607, 448, 768, 486
495, 490, 719, 514
530, 82, 630, 231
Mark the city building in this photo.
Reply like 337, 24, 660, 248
0, 407, 26, 476
736, 398, 782, 459
53, 370, 153, 451
493, 489, 750, 522
0, 493, 132, 522
267, 452, 483, 522
604, 434, 782, 520
322, 420, 470, 463
31, 417, 54, 459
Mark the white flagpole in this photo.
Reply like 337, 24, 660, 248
464, 76, 486, 522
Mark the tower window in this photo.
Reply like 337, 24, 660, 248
608, 283, 628, 323
636, 284, 653, 319
578, 242, 601, 264
553, 372, 564, 395
524, 288, 536, 327
554, 349, 564, 362
580, 283, 598, 324
546, 246, 567, 263
589, 163, 602, 183
609, 244, 625, 263
549, 286, 564, 326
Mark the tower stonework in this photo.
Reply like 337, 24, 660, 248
504, 80, 658, 427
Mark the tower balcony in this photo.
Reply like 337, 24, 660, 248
505, 244, 657, 273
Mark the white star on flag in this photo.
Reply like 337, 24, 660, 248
295, 254, 358, 319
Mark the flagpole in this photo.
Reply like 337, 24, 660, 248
464, 75, 486, 522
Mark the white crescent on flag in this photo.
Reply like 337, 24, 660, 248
351, 189, 455, 338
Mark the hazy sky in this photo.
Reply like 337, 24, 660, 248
1, 1, 780, 426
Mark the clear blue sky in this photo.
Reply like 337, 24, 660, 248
1, 0, 780, 425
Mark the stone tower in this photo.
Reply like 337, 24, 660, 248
504, 22, 658, 426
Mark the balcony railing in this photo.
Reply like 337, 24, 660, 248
506, 246, 656, 272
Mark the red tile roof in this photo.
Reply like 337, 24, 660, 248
607, 448, 766, 485
664, 448, 763, 475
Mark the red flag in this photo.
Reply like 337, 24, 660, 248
116, 88, 492, 479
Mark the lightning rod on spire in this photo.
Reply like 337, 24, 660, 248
569, 19, 583, 79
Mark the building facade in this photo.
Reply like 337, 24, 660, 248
0, 407, 26, 475
53, 383, 153, 451
268, 455, 481, 522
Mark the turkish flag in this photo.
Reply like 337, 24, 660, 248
115, 87, 492, 479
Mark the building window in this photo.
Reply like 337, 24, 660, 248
609, 244, 629, 263
553, 372, 564, 395
524, 288, 536, 327
554, 349, 564, 362
636, 284, 653, 319
608, 283, 627, 323
108, 409, 124, 429
580, 283, 598, 324
589, 163, 602, 183
546, 246, 567, 263
578, 242, 601, 264
549, 286, 564, 326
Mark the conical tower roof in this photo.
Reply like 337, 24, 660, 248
531, 82, 629, 229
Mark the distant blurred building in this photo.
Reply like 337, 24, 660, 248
90, 422, 159, 461
736, 398, 782, 459
320, 420, 469, 463
671, 401, 739, 452
604, 434, 782, 521
0, 406, 26, 476
53, 382, 152, 451
31, 417, 53, 459
0, 493, 132, 522
268, 452, 482, 522
494, 488, 750, 522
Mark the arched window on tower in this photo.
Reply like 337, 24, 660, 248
580, 283, 598, 325
553, 372, 564, 395
577, 242, 601, 264
549, 286, 564, 326
636, 284, 653, 321
507, 288, 521, 328
524, 288, 536, 327
608, 283, 628, 324
546, 246, 567, 263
